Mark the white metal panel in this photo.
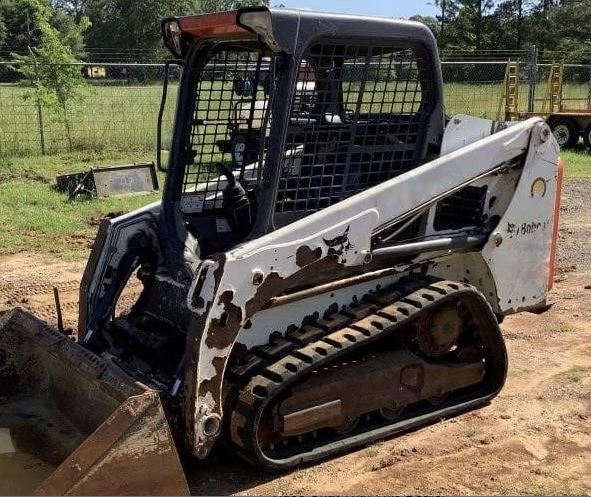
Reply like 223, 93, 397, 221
481, 123, 560, 313
237, 273, 400, 349
188, 117, 553, 456
440, 114, 522, 156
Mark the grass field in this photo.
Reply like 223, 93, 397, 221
561, 146, 591, 180
0, 151, 164, 258
0, 144, 588, 259
0, 82, 179, 156
1, 79, 589, 156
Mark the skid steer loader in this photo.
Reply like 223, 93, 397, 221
0, 6, 563, 494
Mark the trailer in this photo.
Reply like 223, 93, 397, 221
503, 62, 591, 150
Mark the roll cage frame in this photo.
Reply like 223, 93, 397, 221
160, 7, 446, 264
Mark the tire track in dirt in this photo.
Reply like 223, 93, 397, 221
0, 280, 80, 301
0, 263, 142, 333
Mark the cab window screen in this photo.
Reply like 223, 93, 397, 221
275, 42, 432, 218
181, 46, 273, 214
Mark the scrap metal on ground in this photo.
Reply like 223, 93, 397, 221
56, 162, 159, 199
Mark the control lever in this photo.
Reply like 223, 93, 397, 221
218, 164, 253, 237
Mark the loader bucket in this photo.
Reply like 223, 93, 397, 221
0, 309, 189, 496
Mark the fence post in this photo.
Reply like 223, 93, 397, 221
527, 45, 539, 114
28, 47, 46, 155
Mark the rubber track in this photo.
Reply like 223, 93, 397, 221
229, 278, 506, 470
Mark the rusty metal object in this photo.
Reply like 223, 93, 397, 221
281, 400, 342, 437
56, 163, 159, 199
92, 163, 159, 198
0, 309, 189, 496
52, 286, 64, 334
265, 266, 400, 310
278, 350, 484, 438
417, 304, 463, 357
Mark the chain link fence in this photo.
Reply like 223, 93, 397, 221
443, 53, 590, 120
441, 61, 508, 119
530, 63, 591, 113
0, 61, 181, 156
0, 54, 590, 157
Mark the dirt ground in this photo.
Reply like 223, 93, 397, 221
0, 181, 590, 496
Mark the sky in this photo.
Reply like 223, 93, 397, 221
280, 0, 438, 19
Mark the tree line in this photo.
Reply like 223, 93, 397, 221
0, 0, 589, 61
412, 0, 591, 61
0, 0, 268, 57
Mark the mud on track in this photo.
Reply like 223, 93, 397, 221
0, 180, 589, 495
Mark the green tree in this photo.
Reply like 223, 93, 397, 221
84, 0, 198, 51
0, 0, 86, 54
432, 0, 459, 47
460, 0, 496, 50
549, 0, 591, 60
50, 5, 86, 53
50, 0, 91, 21
0, 0, 41, 52
519, 1, 554, 52
12, 0, 89, 150
0, 0, 88, 91
0, 13, 6, 46
490, 0, 534, 50
198, 0, 268, 12
80, 0, 269, 54
412, 0, 590, 57
409, 15, 440, 40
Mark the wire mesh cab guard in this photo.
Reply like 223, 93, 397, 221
176, 35, 435, 252
180, 44, 272, 208
275, 40, 434, 226
176, 42, 273, 253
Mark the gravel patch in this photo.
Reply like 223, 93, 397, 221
557, 180, 591, 274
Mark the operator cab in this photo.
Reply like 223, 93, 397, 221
162, 8, 444, 258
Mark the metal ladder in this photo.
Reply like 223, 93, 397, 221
544, 63, 563, 114
501, 62, 519, 121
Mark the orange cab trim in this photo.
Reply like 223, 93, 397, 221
178, 11, 250, 39
548, 156, 564, 290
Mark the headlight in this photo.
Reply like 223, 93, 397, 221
162, 19, 182, 58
